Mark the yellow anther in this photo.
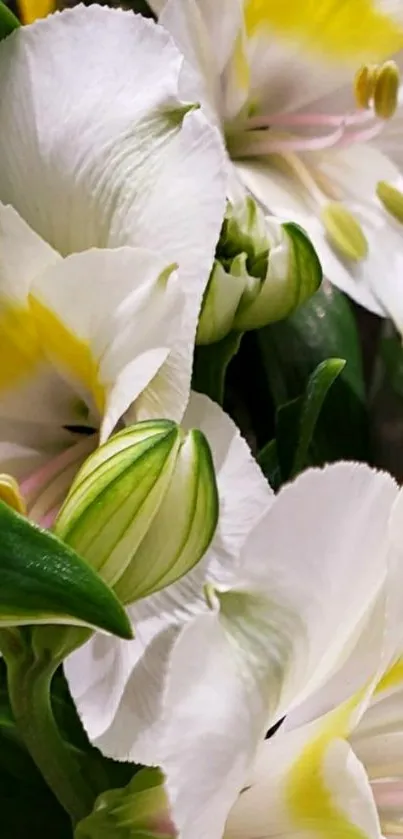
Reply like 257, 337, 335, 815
374, 60, 400, 119
377, 180, 403, 223
354, 60, 400, 119
0, 474, 27, 516
321, 202, 368, 262
354, 64, 379, 109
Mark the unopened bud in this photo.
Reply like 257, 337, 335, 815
321, 202, 368, 262
197, 198, 321, 344
54, 420, 218, 604
75, 768, 177, 839
233, 220, 322, 330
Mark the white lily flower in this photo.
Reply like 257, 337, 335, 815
66, 390, 398, 839
224, 483, 403, 839
0, 2, 226, 422
0, 4, 227, 516
0, 202, 192, 526
150, 0, 403, 331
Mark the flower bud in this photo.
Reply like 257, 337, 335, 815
196, 198, 321, 344
54, 419, 218, 604
75, 768, 177, 839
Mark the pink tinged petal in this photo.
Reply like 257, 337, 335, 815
20, 436, 95, 524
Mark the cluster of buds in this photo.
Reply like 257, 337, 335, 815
196, 196, 322, 345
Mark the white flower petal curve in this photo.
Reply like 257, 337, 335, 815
0, 5, 227, 420
236, 463, 398, 720
30, 247, 187, 439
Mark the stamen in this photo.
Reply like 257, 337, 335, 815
277, 152, 326, 206
0, 474, 27, 516
321, 202, 368, 262
354, 64, 380, 109
377, 181, 403, 223
354, 60, 400, 120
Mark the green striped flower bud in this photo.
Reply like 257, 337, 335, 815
54, 420, 218, 604
196, 198, 322, 344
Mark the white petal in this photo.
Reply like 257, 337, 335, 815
236, 463, 398, 719
0, 6, 227, 423
30, 247, 187, 436
65, 394, 272, 754
182, 393, 273, 570
226, 716, 381, 839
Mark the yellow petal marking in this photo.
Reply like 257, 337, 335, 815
17, 0, 55, 24
287, 694, 370, 838
233, 32, 251, 93
0, 303, 42, 391
29, 296, 105, 415
375, 657, 403, 696
244, 0, 403, 62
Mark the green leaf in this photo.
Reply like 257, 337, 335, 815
290, 358, 346, 476
368, 320, 403, 479
192, 331, 242, 405
0, 501, 132, 639
257, 439, 281, 491
0, 0, 19, 39
257, 282, 369, 463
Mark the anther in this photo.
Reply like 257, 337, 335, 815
321, 202, 368, 262
354, 61, 400, 120
377, 180, 403, 223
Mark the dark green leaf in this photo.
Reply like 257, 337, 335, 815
192, 332, 242, 405
257, 439, 281, 491
125, 0, 155, 15
275, 396, 303, 480
0, 0, 19, 39
0, 501, 132, 639
368, 321, 403, 480
257, 282, 369, 463
291, 358, 346, 476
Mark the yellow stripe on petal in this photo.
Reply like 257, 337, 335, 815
18, 0, 55, 24
233, 32, 251, 93
286, 696, 369, 838
29, 296, 105, 415
244, 0, 403, 62
0, 305, 42, 391
375, 657, 403, 695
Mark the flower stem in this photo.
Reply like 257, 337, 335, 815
1, 631, 95, 825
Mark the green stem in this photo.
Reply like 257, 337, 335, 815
2, 635, 95, 825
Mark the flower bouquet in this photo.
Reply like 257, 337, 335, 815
0, 1, 402, 837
